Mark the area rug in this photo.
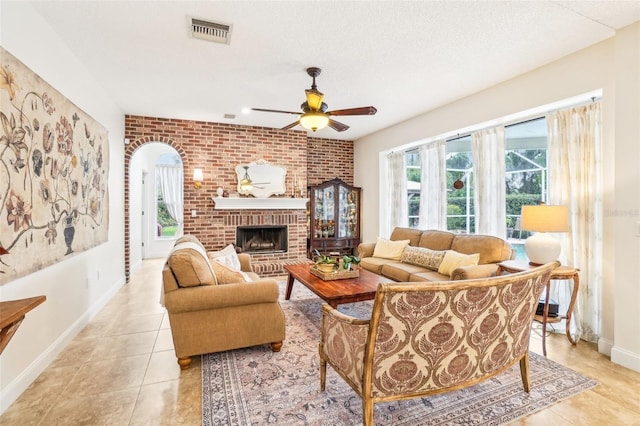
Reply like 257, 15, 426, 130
202, 285, 597, 425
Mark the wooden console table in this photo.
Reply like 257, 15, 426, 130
496, 260, 579, 356
0, 295, 46, 355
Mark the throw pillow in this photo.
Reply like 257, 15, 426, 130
373, 237, 410, 260
168, 242, 217, 287
209, 259, 250, 284
207, 244, 241, 271
175, 235, 205, 250
401, 246, 446, 271
437, 250, 480, 277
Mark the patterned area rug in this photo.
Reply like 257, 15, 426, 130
202, 283, 597, 425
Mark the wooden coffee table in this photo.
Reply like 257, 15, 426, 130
284, 264, 394, 308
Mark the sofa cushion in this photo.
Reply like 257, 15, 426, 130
373, 237, 410, 260
389, 227, 423, 246
409, 270, 451, 282
360, 256, 391, 275
168, 242, 217, 287
209, 258, 250, 284
418, 230, 455, 251
381, 262, 430, 282
450, 234, 512, 264
401, 246, 446, 271
207, 244, 241, 270
437, 250, 480, 277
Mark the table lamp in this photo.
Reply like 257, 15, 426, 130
520, 204, 569, 265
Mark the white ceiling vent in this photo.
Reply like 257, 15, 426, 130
190, 17, 232, 44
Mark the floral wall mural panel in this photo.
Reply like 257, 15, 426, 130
0, 47, 109, 284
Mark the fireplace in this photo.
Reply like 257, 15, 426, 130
236, 225, 288, 254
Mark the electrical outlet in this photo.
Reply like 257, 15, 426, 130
191, 210, 197, 217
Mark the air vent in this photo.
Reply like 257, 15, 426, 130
224, 113, 236, 120
190, 18, 232, 44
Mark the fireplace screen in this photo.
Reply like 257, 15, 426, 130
236, 226, 288, 254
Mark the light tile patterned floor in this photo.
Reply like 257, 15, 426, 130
1, 259, 639, 425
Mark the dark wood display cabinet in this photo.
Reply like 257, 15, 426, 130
307, 178, 361, 258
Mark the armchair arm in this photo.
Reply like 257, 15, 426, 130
357, 243, 376, 259
164, 279, 280, 313
450, 264, 499, 280
237, 253, 253, 273
320, 304, 370, 390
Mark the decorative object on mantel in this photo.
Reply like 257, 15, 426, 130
235, 160, 286, 198
216, 187, 224, 198
0, 47, 109, 284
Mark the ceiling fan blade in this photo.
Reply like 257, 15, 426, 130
281, 121, 300, 130
252, 108, 301, 115
327, 106, 377, 116
328, 119, 350, 132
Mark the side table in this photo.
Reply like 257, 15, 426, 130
496, 260, 579, 356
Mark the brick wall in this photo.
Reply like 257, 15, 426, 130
307, 136, 354, 186
123, 116, 353, 279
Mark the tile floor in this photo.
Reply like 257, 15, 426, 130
1, 258, 639, 425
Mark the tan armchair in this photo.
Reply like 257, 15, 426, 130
319, 261, 558, 425
163, 244, 285, 369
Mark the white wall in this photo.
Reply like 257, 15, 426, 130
355, 24, 640, 372
129, 143, 181, 265
0, 2, 126, 412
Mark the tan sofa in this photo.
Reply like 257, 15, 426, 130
357, 227, 513, 282
162, 236, 285, 369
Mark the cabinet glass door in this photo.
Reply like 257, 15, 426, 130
314, 185, 335, 238
338, 185, 358, 238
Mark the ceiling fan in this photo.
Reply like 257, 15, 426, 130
252, 67, 377, 132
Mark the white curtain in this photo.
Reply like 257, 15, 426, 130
471, 127, 506, 238
388, 151, 408, 230
158, 164, 184, 233
546, 102, 602, 342
419, 140, 447, 230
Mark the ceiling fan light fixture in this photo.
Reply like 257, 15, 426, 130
300, 112, 329, 132
305, 89, 324, 111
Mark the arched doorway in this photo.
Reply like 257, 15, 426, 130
124, 137, 187, 281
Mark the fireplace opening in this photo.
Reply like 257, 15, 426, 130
236, 226, 288, 254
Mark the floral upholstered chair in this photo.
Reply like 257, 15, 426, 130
319, 261, 558, 426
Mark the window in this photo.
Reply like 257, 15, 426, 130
403, 118, 548, 257
156, 153, 182, 239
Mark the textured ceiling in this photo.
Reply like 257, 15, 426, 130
27, 1, 640, 141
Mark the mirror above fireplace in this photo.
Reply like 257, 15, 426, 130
235, 159, 286, 198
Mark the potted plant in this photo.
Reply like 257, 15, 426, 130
341, 255, 361, 270
314, 249, 338, 272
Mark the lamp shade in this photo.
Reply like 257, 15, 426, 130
299, 112, 329, 132
520, 205, 569, 232
520, 204, 569, 265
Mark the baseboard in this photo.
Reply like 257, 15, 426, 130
597, 337, 613, 357
611, 345, 640, 372
0, 276, 125, 414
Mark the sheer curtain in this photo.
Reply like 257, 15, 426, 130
388, 151, 408, 231
547, 102, 602, 342
158, 164, 184, 234
419, 140, 447, 230
471, 127, 506, 238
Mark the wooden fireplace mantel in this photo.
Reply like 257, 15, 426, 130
212, 197, 309, 210
0, 295, 46, 355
